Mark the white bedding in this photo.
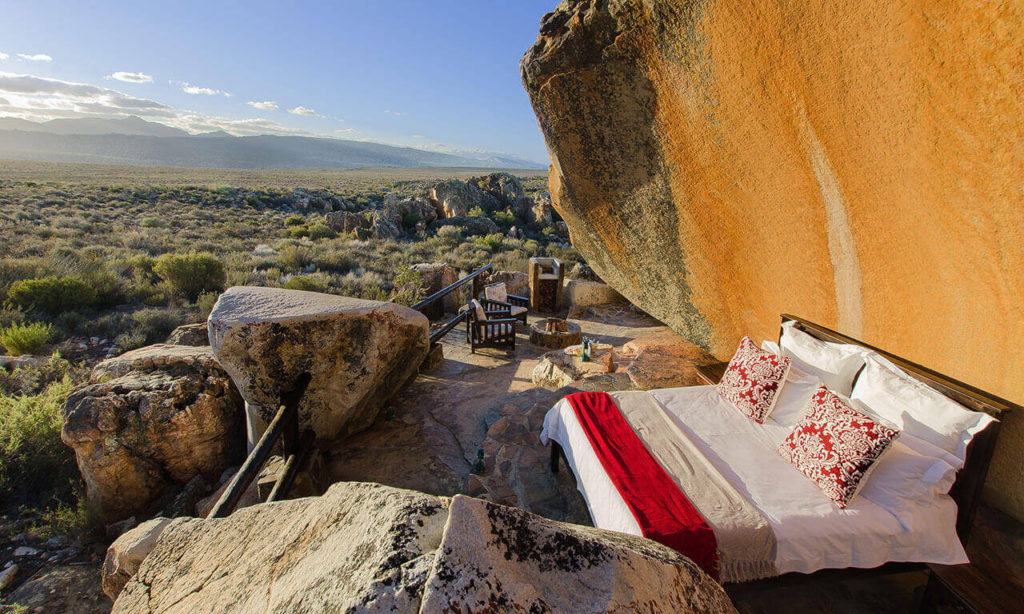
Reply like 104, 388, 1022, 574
540, 385, 968, 578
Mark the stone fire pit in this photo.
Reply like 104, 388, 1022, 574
529, 318, 582, 349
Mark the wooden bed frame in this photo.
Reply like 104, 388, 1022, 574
550, 314, 1018, 589
779, 314, 1016, 546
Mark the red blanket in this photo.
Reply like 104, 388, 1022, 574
566, 391, 719, 578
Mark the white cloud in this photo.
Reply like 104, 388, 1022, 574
17, 53, 52, 62
412, 134, 425, 139
334, 128, 355, 134
247, 100, 278, 110
107, 71, 153, 84
288, 105, 322, 117
0, 72, 169, 113
181, 83, 218, 95
0, 52, 8, 60
383, 110, 403, 116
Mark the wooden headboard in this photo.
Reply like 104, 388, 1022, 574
780, 314, 1017, 545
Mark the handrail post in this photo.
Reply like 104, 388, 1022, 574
207, 373, 311, 519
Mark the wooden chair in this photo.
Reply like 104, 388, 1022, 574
482, 282, 529, 325
466, 298, 517, 354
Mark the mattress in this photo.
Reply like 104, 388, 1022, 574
540, 385, 968, 578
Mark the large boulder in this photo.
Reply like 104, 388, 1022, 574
564, 279, 625, 308
110, 482, 450, 612
60, 345, 244, 523
427, 179, 501, 218
410, 263, 459, 315
208, 287, 429, 442
109, 483, 736, 613
522, 2, 1024, 520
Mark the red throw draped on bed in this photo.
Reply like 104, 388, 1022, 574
566, 391, 719, 579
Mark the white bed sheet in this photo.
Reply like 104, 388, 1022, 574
540, 385, 968, 577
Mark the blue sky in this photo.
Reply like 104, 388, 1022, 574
0, 0, 558, 162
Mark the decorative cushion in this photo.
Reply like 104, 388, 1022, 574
717, 336, 792, 423
510, 305, 528, 317
470, 299, 487, 322
779, 385, 900, 508
484, 283, 508, 304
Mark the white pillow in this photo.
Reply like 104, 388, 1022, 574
858, 436, 958, 515
764, 364, 824, 427
761, 340, 780, 355
779, 321, 865, 396
851, 353, 995, 466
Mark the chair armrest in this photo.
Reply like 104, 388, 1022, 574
484, 310, 511, 318
507, 294, 528, 304
475, 317, 518, 325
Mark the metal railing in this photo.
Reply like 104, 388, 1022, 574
412, 263, 492, 345
207, 373, 312, 518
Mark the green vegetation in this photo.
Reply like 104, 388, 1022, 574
1, 321, 53, 355
0, 354, 88, 519
6, 276, 98, 315
153, 252, 227, 300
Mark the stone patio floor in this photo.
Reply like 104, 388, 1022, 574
321, 305, 1022, 613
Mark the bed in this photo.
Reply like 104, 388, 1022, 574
540, 315, 1015, 584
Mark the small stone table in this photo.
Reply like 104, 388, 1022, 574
529, 319, 582, 349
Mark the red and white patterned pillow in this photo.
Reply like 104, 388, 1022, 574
717, 336, 792, 423
779, 385, 900, 508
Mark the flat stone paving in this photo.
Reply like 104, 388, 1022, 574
326, 305, 668, 497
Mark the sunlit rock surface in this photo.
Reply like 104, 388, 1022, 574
522, 0, 1024, 519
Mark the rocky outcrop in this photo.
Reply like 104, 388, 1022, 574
522, 1, 1024, 520
428, 179, 501, 218
384, 193, 438, 233
410, 263, 459, 314
471, 172, 535, 222
208, 287, 429, 442
164, 323, 209, 346
324, 210, 368, 234
60, 345, 244, 523
109, 482, 735, 613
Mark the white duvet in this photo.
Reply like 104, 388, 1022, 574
540, 385, 968, 578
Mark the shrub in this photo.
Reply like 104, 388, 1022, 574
468, 206, 485, 218
285, 215, 305, 227
0, 375, 79, 510
493, 211, 514, 225
307, 222, 336, 241
0, 322, 52, 356
278, 246, 313, 273
153, 252, 226, 301
435, 225, 463, 242
6, 276, 98, 315
131, 308, 186, 345
401, 211, 420, 229
283, 276, 328, 292
389, 269, 424, 306
474, 234, 504, 252
287, 225, 310, 239
197, 291, 220, 319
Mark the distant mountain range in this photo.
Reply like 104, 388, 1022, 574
0, 116, 545, 170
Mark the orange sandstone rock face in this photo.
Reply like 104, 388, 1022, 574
522, 0, 1024, 518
